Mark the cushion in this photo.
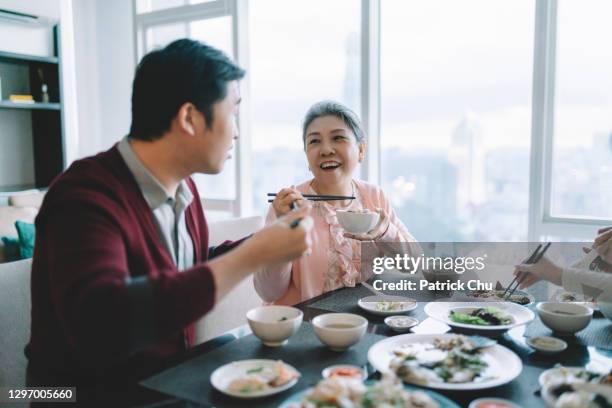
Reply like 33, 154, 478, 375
0, 237, 21, 262
0, 206, 37, 237
8, 191, 45, 208
15, 221, 35, 259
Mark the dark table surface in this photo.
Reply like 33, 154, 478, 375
135, 286, 612, 408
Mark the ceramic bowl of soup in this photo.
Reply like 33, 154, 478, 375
246, 305, 303, 347
536, 302, 593, 335
336, 209, 379, 234
312, 313, 368, 351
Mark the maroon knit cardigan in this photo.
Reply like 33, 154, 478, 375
26, 145, 240, 387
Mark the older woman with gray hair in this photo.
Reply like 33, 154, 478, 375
254, 101, 419, 305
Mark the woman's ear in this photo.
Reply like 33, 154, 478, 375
177, 103, 197, 136
358, 141, 366, 162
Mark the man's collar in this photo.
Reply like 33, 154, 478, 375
117, 136, 193, 209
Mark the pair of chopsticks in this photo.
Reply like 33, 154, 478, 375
503, 242, 552, 300
267, 193, 355, 203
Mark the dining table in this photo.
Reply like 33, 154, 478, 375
134, 282, 612, 408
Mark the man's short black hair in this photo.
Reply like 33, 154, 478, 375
129, 39, 245, 141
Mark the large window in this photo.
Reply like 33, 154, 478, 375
248, 0, 361, 216
135, 3, 237, 206
133, 0, 612, 239
380, 0, 535, 241
550, 0, 612, 220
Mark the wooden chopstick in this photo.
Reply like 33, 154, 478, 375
267, 197, 355, 203
267, 193, 356, 200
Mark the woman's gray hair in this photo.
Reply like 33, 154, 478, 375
302, 100, 365, 145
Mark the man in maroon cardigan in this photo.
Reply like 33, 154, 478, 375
26, 39, 311, 405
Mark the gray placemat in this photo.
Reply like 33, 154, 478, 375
524, 315, 612, 350
140, 323, 385, 408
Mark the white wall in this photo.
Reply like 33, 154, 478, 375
71, 0, 135, 158
0, 0, 58, 56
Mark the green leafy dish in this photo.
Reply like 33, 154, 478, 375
449, 307, 513, 326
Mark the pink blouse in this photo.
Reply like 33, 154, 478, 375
253, 179, 419, 305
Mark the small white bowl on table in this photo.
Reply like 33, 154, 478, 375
336, 209, 379, 234
246, 305, 303, 347
321, 364, 368, 380
526, 336, 568, 354
468, 398, 521, 408
384, 315, 419, 333
536, 302, 593, 335
312, 313, 368, 351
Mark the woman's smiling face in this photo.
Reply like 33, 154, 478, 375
304, 115, 365, 188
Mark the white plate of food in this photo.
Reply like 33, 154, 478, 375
367, 333, 523, 391
424, 301, 535, 334
540, 365, 612, 408
210, 359, 300, 399
554, 290, 599, 311
462, 289, 535, 306
357, 295, 417, 316
539, 365, 611, 388
279, 375, 460, 408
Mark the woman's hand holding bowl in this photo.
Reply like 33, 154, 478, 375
343, 208, 390, 241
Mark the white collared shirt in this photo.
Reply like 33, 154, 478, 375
118, 136, 194, 270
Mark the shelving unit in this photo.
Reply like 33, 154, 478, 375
0, 101, 61, 110
0, 25, 64, 191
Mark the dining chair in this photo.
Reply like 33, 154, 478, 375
196, 215, 264, 344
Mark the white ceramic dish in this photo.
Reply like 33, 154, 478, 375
468, 398, 521, 408
278, 379, 462, 408
210, 359, 299, 399
246, 305, 303, 347
526, 336, 567, 354
554, 290, 599, 311
321, 364, 368, 380
542, 382, 612, 408
357, 295, 418, 316
368, 333, 523, 391
539, 366, 594, 388
536, 302, 593, 335
312, 313, 368, 351
424, 301, 535, 335
384, 315, 419, 333
336, 209, 379, 234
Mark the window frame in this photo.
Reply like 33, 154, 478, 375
133, 0, 248, 216
530, 0, 608, 240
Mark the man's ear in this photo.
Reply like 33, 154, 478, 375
177, 103, 197, 136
